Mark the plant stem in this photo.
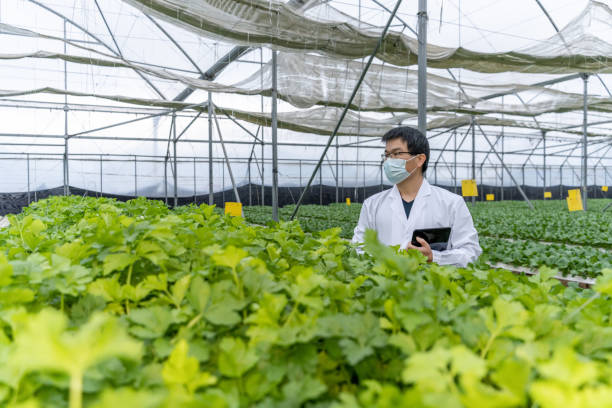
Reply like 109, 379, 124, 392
480, 329, 499, 359
69, 371, 83, 408
126, 263, 134, 286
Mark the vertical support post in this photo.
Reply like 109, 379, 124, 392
193, 157, 197, 204
581, 73, 589, 210
434, 159, 438, 185
335, 138, 339, 203
299, 160, 302, 187
208, 92, 214, 206
64, 138, 69, 196
453, 132, 458, 194
542, 131, 546, 197
63, 20, 69, 197
417, 0, 428, 136
164, 156, 168, 205
261, 141, 265, 206
501, 96, 505, 201
99, 154, 103, 196
341, 160, 344, 199
27, 153, 31, 205
271, 50, 279, 221
471, 116, 476, 205
173, 119, 178, 208
559, 166, 562, 199
260, 47, 265, 206
134, 155, 137, 197
248, 155, 252, 206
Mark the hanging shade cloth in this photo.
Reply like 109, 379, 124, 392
2, 88, 611, 139
119, 0, 612, 73
4, 49, 612, 117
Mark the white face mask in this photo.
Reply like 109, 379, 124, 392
383, 156, 418, 184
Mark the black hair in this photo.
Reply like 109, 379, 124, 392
381, 126, 430, 174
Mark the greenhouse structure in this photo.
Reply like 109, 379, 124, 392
0, 0, 610, 216
0, 1, 612, 407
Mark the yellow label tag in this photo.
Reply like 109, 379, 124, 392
544, 191, 552, 199
224, 202, 243, 217
566, 189, 583, 212
486, 194, 494, 201
603, 186, 609, 192
461, 179, 478, 197
568, 189, 580, 200
346, 198, 351, 206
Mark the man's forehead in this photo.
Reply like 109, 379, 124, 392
385, 139, 408, 150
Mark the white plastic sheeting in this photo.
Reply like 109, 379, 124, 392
122, 0, 612, 73
4, 49, 612, 117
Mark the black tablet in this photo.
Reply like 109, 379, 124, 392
411, 228, 451, 251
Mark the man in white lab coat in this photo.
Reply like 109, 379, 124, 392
352, 127, 482, 267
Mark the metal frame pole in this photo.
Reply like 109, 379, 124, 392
193, 157, 197, 204
134, 155, 138, 196
560, 166, 563, 198
271, 51, 279, 221
27, 153, 31, 205
99, 154, 103, 196
208, 92, 213, 205
260, 48, 265, 207
417, 0, 427, 135
212, 106, 241, 203
474, 120, 534, 210
164, 156, 168, 205
542, 131, 546, 196
581, 73, 589, 210
454, 131, 458, 193
290, 0, 404, 220
63, 20, 69, 196
335, 138, 339, 203
471, 117, 476, 205
501, 96, 505, 200
248, 153, 252, 206
173, 115, 178, 207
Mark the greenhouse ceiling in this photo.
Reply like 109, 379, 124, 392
0, 0, 610, 198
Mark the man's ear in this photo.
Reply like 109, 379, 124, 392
416, 154, 427, 170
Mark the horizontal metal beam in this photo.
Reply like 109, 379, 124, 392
480, 74, 583, 101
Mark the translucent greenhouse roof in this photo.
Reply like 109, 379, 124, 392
0, 0, 611, 195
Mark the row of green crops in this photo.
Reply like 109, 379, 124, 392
470, 200, 612, 248
1, 196, 612, 407
241, 200, 612, 277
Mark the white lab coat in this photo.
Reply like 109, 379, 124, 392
351, 179, 482, 267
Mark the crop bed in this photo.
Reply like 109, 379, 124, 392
0, 196, 611, 407
242, 200, 612, 278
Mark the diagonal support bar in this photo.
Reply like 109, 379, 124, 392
474, 120, 534, 210
290, 0, 404, 220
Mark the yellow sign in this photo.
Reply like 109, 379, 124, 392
461, 179, 478, 197
566, 189, 583, 212
544, 191, 552, 199
224, 202, 243, 217
568, 189, 580, 200
603, 186, 609, 192
346, 197, 351, 206
486, 194, 494, 201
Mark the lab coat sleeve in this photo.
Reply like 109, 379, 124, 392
431, 198, 482, 267
351, 199, 372, 251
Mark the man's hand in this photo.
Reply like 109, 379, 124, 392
406, 237, 433, 262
